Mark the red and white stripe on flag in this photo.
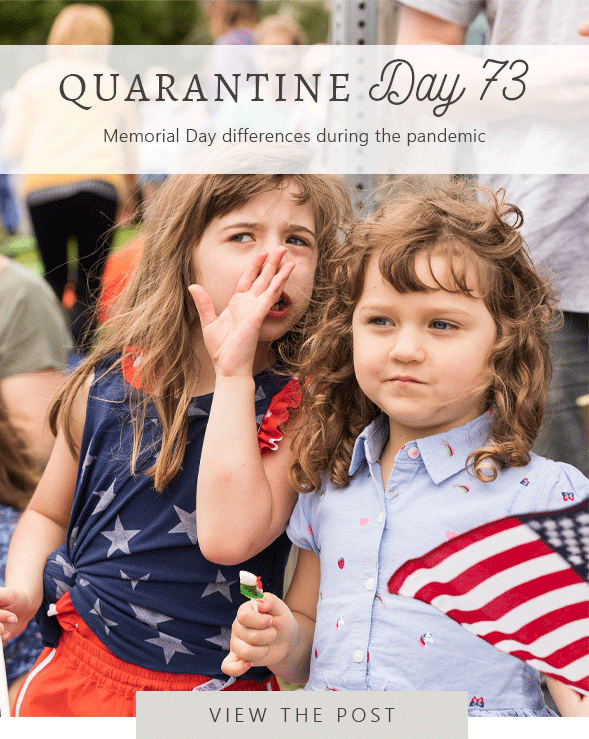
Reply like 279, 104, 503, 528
388, 498, 589, 695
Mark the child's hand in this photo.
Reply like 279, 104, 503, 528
221, 592, 297, 676
0, 587, 36, 642
189, 248, 294, 377
546, 676, 589, 717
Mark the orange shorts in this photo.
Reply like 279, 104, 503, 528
13, 593, 279, 717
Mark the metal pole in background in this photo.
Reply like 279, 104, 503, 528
329, 2, 399, 209
330, 0, 378, 45
329, 1, 377, 208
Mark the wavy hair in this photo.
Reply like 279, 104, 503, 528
50, 173, 352, 491
290, 180, 557, 492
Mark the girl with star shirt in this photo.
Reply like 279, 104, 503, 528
0, 172, 351, 716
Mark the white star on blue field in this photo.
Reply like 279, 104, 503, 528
146, 632, 195, 664
168, 505, 198, 544
201, 570, 236, 602
90, 598, 118, 635
130, 603, 173, 629
91, 479, 117, 515
100, 515, 141, 556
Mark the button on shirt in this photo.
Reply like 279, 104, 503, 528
287, 413, 589, 714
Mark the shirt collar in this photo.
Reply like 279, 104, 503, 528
348, 411, 494, 484
349, 414, 389, 476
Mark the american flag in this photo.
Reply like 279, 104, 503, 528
388, 497, 589, 695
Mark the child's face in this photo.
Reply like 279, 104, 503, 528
193, 185, 318, 345
352, 251, 497, 443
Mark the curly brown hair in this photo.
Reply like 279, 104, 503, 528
50, 173, 352, 491
290, 180, 557, 493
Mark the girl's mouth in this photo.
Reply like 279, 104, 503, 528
390, 375, 424, 384
268, 293, 290, 317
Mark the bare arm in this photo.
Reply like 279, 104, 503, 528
192, 248, 299, 565
398, 5, 589, 44
197, 375, 298, 564
279, 547, 321, 684
396, 4, 589, 122
396, 6, 467, 45
546, 677, 589, 717
1, 369, 65, 470
222, 547, 320, 685
0, 378, 88, 641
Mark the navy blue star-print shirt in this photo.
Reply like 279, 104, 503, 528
40, 359, 293, 679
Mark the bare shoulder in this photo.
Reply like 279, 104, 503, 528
67, 371, 94, 448
28, 371, 95, 528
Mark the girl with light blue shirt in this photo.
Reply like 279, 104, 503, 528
222, 181, 589, 717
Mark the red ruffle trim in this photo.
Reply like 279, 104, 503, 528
122, 349, 300, 453
257, 377, 301, 454
121, 346, 145, 389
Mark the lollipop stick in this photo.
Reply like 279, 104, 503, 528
0, 640, 11, 717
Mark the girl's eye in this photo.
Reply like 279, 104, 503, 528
369, 317, 392, 326
286, 235, 310, 247
431, 320, 456, 331
230, 233, 254, 243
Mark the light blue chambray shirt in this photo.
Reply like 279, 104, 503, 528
287, 413, 589, 716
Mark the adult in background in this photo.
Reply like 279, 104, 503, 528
202, 0, 260, 113
2, 4, 137, 352
0, 255, 72, 472
396, 1, 589, 476
204, 0, 259, 46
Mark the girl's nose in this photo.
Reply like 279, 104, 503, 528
267, 243, 290, 267
389, 330, 425, 363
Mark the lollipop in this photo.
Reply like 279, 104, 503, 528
239, 570, 263, 612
